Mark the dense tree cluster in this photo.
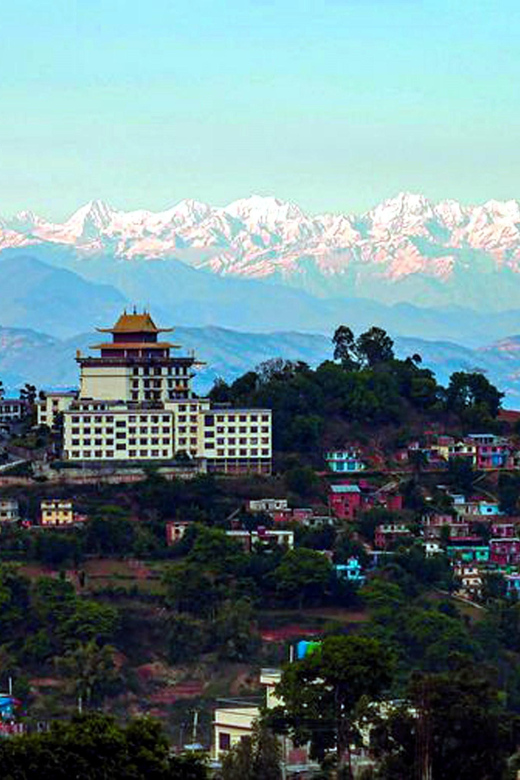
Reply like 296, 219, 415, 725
209, 326, 504, 455
270, 552, 520, 778
0, 567, 120, 705
0, 713, 207, 779
162, 525, 356, 664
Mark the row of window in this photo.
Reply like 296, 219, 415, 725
131, 378, 189, 388
70, 437, 172, 447
67, 448, 271, 462
131, 390, 190, 401
207, 437, 269, 446
208, 448, 270, 457
132, 366, 190, 376
71, 426, 171, 435
69, 449, 172, 459
205, 426, 269, 436
70, 414, 171, 424
205, 414, 270, 425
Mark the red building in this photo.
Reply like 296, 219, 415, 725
166, 520, 192, 546
491, 521, 518, 539
329, 481, 403, 521
489, 538, 520, 566
272, 507, 313, 524
375, 523, 411, 550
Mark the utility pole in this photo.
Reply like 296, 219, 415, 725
415, 679, 432, 780
192, 710, 199, 744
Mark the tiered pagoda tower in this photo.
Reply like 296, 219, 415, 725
77, 310, 199, 402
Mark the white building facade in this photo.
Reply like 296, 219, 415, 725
45, 311, 272, 474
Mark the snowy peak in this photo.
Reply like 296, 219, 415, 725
366, 192, 434, 233
225, 195, 306, 225
5, 192, 520, 305
0, 210, 46, 234
166, 198, 213, 226
65, 199, 116, 236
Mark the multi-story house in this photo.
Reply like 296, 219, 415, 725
226, 527, 294, 552
0, 499, 19, 523
212, 670, 282, 761
248, 498, 288, 513
329, 481, 403, 521
467, 434, 511, 469
489, 538, 520, 566
38, 310, 272, 475
506, 574, 520, 596
425, 432, 519, 471
448, 493, 502, 519
40, 499, 74, 527
212, 669, 314, 772
324, 448, 366, 474
271, 507, 313, 524
491, 521, 519, 538
508, 449, 520, 470
445, 540, 490, 564
445, 439, 477, 465
422, 513, 460, 539
374, 523, 411, 549
37, 391, 78, 429
0, 399, 28, 426
453, 563, 483, 597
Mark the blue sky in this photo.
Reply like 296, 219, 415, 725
2, 0, 520, 218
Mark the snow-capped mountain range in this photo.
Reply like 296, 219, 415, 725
3, 192, 520, 309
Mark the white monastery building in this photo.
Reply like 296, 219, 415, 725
37, 311, 272, 474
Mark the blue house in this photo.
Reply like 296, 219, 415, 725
0, 695, 17, 720
325, 449, 366, 474
506, 574, 520, 597
335, 557, 366, 584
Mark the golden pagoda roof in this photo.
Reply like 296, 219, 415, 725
97, 310, 173, 334
90, 341, 180, 350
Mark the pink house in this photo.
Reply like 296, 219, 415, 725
491, 521, 518, 538
375, 523, 411, 549
329, 482, 403, 521
424, 517, 477, 541
272, 507, 313, 524
468, 435, 510, 470
489, 537, 520, 566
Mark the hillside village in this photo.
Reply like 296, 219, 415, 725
0, 314, 519, 777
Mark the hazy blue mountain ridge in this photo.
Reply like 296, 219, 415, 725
3, 248, 520, 346
0, 324, 519, 407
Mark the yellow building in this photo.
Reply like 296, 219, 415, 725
212, 705, 260, 758
212, 669, 282, 761
52, 310, 272, 474
40, 499, 74, 526
37, 391, 77, 429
